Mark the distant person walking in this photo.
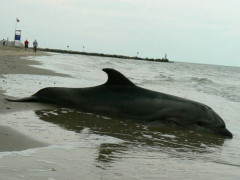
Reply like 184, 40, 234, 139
2, 39, 6, 46
24, 40, 29, 50
33, 39, 38, 52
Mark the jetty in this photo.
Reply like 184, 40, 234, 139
39, 48, 169, 63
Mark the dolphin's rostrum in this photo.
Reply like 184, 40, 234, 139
6, 68, 233, 138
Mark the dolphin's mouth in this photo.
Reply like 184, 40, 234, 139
210, 127, 233, 138
193, 122, 233, 138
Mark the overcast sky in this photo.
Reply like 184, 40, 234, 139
1, 0, 240, 67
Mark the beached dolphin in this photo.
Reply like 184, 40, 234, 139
6, 68, 233, 138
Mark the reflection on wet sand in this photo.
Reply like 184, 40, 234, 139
35, 108, 225, 166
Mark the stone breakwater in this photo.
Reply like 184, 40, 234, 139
39, 48, 170, 63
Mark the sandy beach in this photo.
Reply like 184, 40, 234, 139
0, 46, 67, 151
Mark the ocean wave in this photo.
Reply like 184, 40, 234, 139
190, 77, 214, 85
194, 83, 240, 102
219, 86, 240, 102
155, 74, 175, 82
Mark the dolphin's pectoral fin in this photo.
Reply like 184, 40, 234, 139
148, 111, 181, 127
147, 117, 181, 127
102, 68, 136, 86
162, 118, 181, 127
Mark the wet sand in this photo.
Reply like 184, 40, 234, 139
0, 46, 67, 151
0, 126, 48, 151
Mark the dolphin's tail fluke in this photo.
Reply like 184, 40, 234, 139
6, 96, 39, 102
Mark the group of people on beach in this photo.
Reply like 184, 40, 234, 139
2, 38, 38, 52
24, 39, 38, 52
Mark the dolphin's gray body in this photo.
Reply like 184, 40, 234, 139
6, 68, 232, 137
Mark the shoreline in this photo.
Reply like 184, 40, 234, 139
0, 46, 67, 152
0, 46, 69, 114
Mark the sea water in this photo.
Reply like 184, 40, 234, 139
0, 53, 240, 179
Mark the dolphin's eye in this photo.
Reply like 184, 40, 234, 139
196, 121, 205, 127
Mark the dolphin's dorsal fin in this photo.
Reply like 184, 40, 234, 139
103, 68, 136, 86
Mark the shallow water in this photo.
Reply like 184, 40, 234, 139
0, 53, 240, 179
